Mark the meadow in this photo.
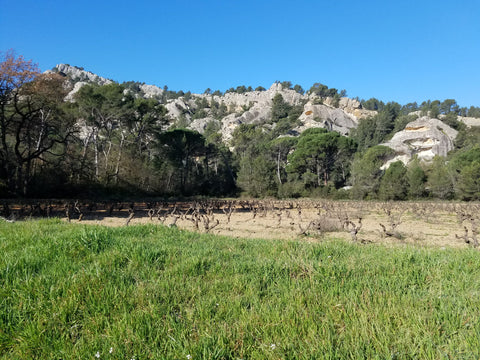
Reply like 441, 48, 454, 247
1, 218, 480, 359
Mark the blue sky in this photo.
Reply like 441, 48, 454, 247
1, 0, 480, 107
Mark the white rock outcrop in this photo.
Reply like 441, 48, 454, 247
459, 116, 480, 127
295, 102, 359, 135
53, 64, 112, 85
382, 117, 458, 166
140, 84, 164, 99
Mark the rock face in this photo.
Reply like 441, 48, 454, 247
49, 64, 380, 141
48, 64, 113, 101
295, 102, 359, 136
185, 84, 371, 141
382, 116, 458, 166
459, 116, 480, 127
52, 64, 113, 85
139, 84, 164, 99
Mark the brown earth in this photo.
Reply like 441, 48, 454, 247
17, 199, 475, 249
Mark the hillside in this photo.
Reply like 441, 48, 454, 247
2, 51, 480, 200
50, 64, 480, 158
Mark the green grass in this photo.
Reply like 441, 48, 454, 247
1, 219, 480, 359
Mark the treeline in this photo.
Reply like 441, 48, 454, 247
0, 52, 235, 198
1, 51, 480, 200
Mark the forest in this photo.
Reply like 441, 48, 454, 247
1, 50, 480, 201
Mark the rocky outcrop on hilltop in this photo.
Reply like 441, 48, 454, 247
47, 64, 114, 101
139, 84, 164, 99
51, 64, 113, 85
49, 64, 378, 141
295, 102, 360, 136
183, 83, 372, 141
382, 116, 458, 166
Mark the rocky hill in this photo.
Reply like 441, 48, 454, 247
381, 117, 458, 167
48, 64, 478, 164
49, 64, 376, 139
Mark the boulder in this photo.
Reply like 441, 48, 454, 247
53, 64, 112, 85
382, 116, 458, 166
140, 84, 164, 99
295, 102, 359, 135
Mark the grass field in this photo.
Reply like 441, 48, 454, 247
1, 219, 480, 359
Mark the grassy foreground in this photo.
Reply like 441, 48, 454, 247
1, 220, 480, 359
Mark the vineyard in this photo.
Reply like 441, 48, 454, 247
2, 199, 479, 248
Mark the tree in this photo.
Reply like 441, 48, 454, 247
288, 129, 355, 188
0, 50, 40, 194
237, 155, 276, 197
442, 112, 464, 130
75, 83, 139, 184
350, 145, 393, 199
155, 129, 207, 194
332, 135, 357, 187
362, 98, 384, 111
268, 137, 297, 184
351, 117, 377, 150
378, 161, 407, 200
440, 99, 458, 114
456, 161, 480, 200
406, 157, 426, 199
270, 93, 291, 123
374, 102, 401, 142
0, 51, 76, 195
454, 127, 480, 150
427, 156, 454, 199
293, 84, 305, 94
352, 102, 401, 150
231, 124, 273, 197
308, 83, 338, 98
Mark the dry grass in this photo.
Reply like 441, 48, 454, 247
61, 200, 480, 249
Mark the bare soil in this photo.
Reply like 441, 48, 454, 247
27, 199, 477, 249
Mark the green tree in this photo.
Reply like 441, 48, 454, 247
350, 145, 394, 199
288, 129, 354, 188
271, 93, 291, 123
427, 156, 454, 199
456, 161, 480, 200
442, 112, 464, 131
268, 137, 297, 185
293, 84, 305, 94
393, 114, 418, 134
352, 102, 401, 150
237, 155, 276, 197
231, 124, 273, 197
308, 83, 338, 98
155, 129, 207, 195
454, 127, 480, 150
362, 98, 384, 111
406, 157, 427, 199
378, 161, 408, 200
440, 99, 458, 114
75, 83, 135, 183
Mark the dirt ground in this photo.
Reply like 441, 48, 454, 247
63, 200, 480, 249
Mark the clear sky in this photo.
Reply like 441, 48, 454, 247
1, 0, 480, 107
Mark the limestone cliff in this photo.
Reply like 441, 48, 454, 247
381, 117, 458, 167
47, 63, 475, 164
